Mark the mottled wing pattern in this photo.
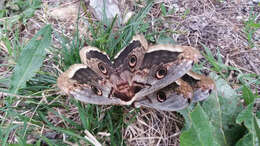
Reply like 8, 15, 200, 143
57, 34, 215, 111
133, 71, 215, 111
58, 34, 149, 105
134, 79, 193, 111
132, 45, 201, 101
113, 34, 148, 71
182, 71, 215, 103
57, 64, 121, 105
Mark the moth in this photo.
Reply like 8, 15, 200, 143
57, 34, 215, 111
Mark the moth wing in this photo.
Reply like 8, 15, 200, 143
133, 79, 193, 111
112, 34, 148, 72
79, 34, 148, 87
80, 34, 148, 73
132, 45, 201, 100
134, 94, 189, 111
57, 64, 122, 105
79, 46, 113, 79
184, 71, 215, 103
76, 34, 149, 105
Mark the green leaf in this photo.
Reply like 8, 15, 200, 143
236, 88, 260, 146
236, 103, 260, 146
180, 72, 245, 146
254, 116, 260, 143
242, 85, 255, 105
180, 104, 221, 146
236, 103, 254, 129
180, 126, 200, 145
236, 133, 253, 146
9, 25, 52, 94
210, 73, 244, 145
201, 92, 226, 145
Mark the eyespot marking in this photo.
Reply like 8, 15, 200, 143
98, 62, 108, 75
155, 67, 167, 79
91, 86, 102, 96
157, 91, 167, 102
129, 55, 137, 68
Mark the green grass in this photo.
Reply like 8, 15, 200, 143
244, 10, 260, 48
0, 0, 260, 145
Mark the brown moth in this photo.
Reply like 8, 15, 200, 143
133, 71, 215, 111
57, 34, 215, 111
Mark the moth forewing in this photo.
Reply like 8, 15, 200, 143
57, 64, 89, 94
79, 46, 110, 65
57, 64, 118, 103
113, 34, 148, 60
132, 45, 201, 101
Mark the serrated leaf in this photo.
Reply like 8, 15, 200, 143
9, 25, 52, 94
180, 104, 221, 146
